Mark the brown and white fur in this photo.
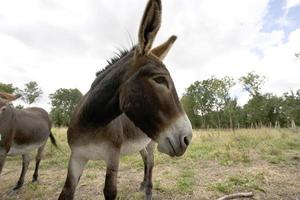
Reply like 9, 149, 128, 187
58, 0, 193, 199
0, 92, 57, 191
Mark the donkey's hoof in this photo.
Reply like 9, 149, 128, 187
12, 183, 23, 191
32, 178, 38, 183
139, 182, 146, 191
144, 194, 152, 200
13, 186, 21, 191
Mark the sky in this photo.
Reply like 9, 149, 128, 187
0, 0, 300, 110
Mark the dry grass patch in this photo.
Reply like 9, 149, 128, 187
0, 128, 299, 199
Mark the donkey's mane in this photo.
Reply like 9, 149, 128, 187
96, 46, 136, 77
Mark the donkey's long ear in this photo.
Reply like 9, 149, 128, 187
151, 35, 177, 60
0, 92, 21, 103
138, 0, 162, 55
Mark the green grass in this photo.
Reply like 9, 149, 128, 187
209, 173, 265, 194
176, 168, 196, 194
187, 128, 300, 166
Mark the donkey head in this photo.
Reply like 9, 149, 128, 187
0, 92, 20, 115
119, 0, 192, 157
0, 92, 20, 150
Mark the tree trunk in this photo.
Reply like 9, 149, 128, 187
291, 119, 297, 133
201, 116, 206, 129
291, 119, 296, 129
229, 114, 233, 130
260, 121, 263, 128
275, 121, 281, 128
216, 108, 221, 129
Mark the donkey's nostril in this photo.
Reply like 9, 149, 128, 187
183, 136, 190, 146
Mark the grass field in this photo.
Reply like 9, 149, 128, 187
0, 128, 299, 200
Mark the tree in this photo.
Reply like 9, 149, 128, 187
183, 77, 235, 128
181, 94, 199, 128
239, 72, 265, 97
50, 88, 83, 126
239, 72, 267, 127
15, 105, 24, 110
211, 77, 235, 128
182, 72, 299, 129
282, 90, 300, 127
185, 79, 215, 128
224, 98, 239, 129
20, 81, 43, 104
0, 82, 17, 94
262, 94, 285, 127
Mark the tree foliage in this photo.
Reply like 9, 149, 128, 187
19, 81, 43, 104
0, 82, 17, 94
282, 90, 300, 126
182, 73, 300, 129
50, 88, 82, 126
183, 77, 236, 128
239, 72, 265, 97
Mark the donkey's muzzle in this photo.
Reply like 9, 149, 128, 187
157, 114, 193, 157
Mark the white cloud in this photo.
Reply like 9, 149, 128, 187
277, 0, 300, 27
0, 0, 299, 111
259, 28, 300, 93
284, 0, 300, 9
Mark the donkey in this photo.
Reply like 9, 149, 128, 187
58, 0, 193, 199
0, 92, 57, 191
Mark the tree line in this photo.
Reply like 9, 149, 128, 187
0, 82, 82, 127
1, 71, 299, 129
181, 72, 300, 129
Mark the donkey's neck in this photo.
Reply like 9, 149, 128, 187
75, 53, 133, 130
0, 107, 16, 140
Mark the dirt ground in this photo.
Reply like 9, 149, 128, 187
0, 128, 299, 200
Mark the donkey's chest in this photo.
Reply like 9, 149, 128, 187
74, 136, 151, 161
120, 137, 151, 156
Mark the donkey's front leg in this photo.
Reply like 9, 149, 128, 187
103, 149, 120, 200
139, 141, 155, 200
58, 152, 87, 200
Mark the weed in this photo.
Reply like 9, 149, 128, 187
209, 174, 265, 194
176, 168, 195, 194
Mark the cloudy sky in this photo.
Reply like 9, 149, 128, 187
0, 0, 300, 110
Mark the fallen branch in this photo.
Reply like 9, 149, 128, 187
217, 192, 254, 200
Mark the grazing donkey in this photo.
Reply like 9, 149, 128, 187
58, 0, 193, 199
0, 92, 57, 190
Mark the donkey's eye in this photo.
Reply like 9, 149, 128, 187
153, 77, 169, 88
0, 107, 6, 114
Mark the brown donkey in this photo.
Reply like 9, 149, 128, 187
0, 92, 57, 191
58, 0, 193, 199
